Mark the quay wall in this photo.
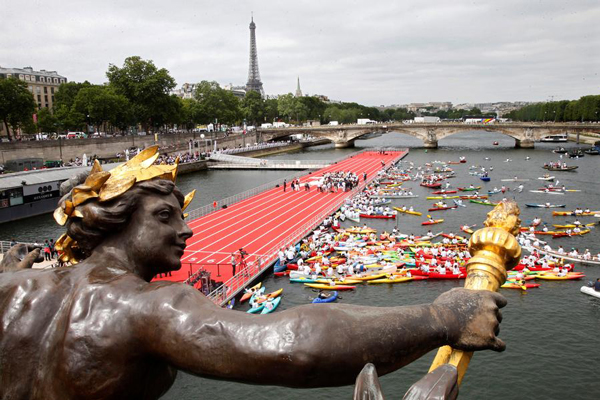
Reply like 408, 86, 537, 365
0, 132, 263, 164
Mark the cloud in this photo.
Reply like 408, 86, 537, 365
1, 0, 598, 105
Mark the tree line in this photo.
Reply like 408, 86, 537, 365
2, 56, 445, 139
505, 95, 600, 122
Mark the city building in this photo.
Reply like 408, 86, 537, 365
0, 66, 67, 137
0, 66, 67, 110
223, 84, 247, 100
171, 83, 198, 99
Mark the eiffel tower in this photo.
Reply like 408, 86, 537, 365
246, 14, 264, 96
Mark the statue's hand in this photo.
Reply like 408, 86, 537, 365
0, 243, 44, 272
433, 288, 506, 352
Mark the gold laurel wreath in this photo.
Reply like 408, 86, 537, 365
53, 146, 195, 264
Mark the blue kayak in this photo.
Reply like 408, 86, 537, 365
273, 259, 287, 273
312, 291, 339, 304
261, 297, 282, 314
247, 303, 265, 314
480, 176, 491, 182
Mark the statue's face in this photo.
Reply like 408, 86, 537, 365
122, 191, 193, 275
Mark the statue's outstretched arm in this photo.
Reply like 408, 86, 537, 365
136, 284, 505, 388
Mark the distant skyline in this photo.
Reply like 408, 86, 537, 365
1, 0, 599, 106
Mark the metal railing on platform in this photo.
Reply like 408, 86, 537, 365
199, 148, 409, 305
184, 148, 383, 222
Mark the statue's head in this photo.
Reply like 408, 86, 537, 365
54, 146, 195, 272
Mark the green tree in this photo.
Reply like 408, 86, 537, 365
37, 107, 58, 133
72, 85, 133, 133
241, 90, 265, 125
264, 98, 279, 123
193, 81, 241, 125
54, 81, 92, 111
0, 78, 37, 140
106, 56, 177, 131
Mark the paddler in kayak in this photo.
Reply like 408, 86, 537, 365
594, 278, 600, 292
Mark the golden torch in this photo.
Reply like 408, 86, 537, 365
429, 200, 522, 384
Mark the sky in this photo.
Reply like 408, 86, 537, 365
2, 0, 599, 106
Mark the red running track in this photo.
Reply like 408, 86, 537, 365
155, 150, 406, 285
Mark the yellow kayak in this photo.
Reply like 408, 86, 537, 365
393, 207, 422, 216
315, 279, 362, 285
304, 283, 356, 290
552, 223, 596, 229
368, 276, 414, 284
253, 288, 284, 304
347, 273, 388, 281
426, 196, 459, 200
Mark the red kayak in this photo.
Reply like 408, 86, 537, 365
428, 206, 458, 212
428, 272, 466, 279
410, 270, 466, 279
360, 214, 396, 219
421, 219, 444, 225
420, 182, 442, 188
432, 190, 457, 194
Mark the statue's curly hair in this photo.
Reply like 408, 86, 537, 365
60, 179, 184, 259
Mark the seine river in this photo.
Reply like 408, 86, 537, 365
2, 131, 599, 399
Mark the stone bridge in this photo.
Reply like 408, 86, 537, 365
259, 123, 600, 148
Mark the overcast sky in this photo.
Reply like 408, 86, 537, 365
2, 0, 599, 106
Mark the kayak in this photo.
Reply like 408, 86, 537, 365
420, 182, 443, 188
552, 211, 600, 216
432, 190, 457, 194
458, 187, 481, 191
460, 225, 475, 234
360, 213, 396, 219
393, 207, 422, 216
529, 190, 564, 195
552, 223, 596, 229
453, 199, 466, 207
260, 297, 282, 314
501, 178, 530, 182
426, 196, 460, 200
247, 303, 265, 314
368, 276, 414, 284
581, 286, 600, 299
536, 273, 585, 280
252, 288, 284, 304
470, 199, 499, 206
501, 283, 541, 289
526, 204, 566, 208
273, 259, 287, 273
480, 176, 491, 182
422, 219, 444, 225
552, 229, 591, 238
346, 273, 389, 281
543, 165, 578, 171
312, 291, 339, 303
427, 272, 466, 279
304, 283, 356, 290
460, 195, 488, 199
538, 176, 555, 181
428, 206, 457, 212
240, 282, 262, 303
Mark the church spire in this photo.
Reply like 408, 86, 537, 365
295, 76, 302, 97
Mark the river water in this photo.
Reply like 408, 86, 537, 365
2, 131, 599, 399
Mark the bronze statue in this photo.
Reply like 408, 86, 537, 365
0, 147, 508, 399
0, 243, 43, 272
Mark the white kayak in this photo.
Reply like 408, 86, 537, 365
501, 178, 530, 182
529, 190, 564, 195
581, 286, 600, 299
